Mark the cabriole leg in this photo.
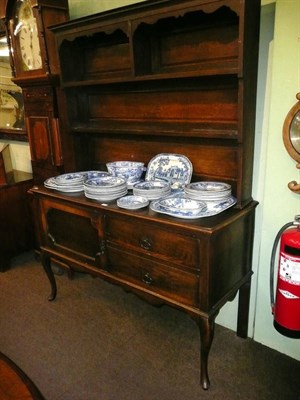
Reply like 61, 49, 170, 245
41, 251, 57, 301
196, 315, 215, 390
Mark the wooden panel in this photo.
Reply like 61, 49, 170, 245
88, 91, 238, 124
107, 246, 199, 307
132, 4, 239, 76
46, 208, 99, 260
26, 116, 51, 162
106, 215, 199, 271
0, 178, 34, 271
59, 28, 132, 82
88, 85, 238, 126
85, 42, 131, 77
92, 136, 239, 182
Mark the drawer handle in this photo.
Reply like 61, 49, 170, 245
142, 272, 153, 285
139, 237, 152, 251
48, 232, 56, 245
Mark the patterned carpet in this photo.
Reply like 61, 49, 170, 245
1, 251, 299, 400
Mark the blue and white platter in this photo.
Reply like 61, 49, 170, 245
150, 194, 237, 219
158, 197, 207, 215
145, 153, 192, 189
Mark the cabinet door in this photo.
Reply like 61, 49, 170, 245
39, 198, 105, 269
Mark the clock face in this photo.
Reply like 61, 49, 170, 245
14, 0, 42, 71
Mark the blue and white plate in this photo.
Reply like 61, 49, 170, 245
82, 170, 111, 180
158, 197, 206, 215
145, 153, 192, 189
54, 172, 85, 186
185, 181, 231, 193
133, 180, 171, 200
84, 176, 126, 189
185, 181, 232, 201
150, 195, 237, 219
117, 195, 149, 210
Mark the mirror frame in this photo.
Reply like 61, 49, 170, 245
282, 92, 300, 166
282, 92, 300, 194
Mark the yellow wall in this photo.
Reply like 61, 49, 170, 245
68, 0, 146, 19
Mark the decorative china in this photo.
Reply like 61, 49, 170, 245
185, 181, 232, 201
83, 175, 127, 201
158, 197, 206, 215
145, 153, 192, 189
44, 171, 115, 194
132, 180, 171, 200
44, 172, 235, 218
150, 194, 237, 219
117, 195, 149, 210
54, 172, 85, 186
82, 170, 111, 179
44, 174, 84, 193
106, 161, 145, 184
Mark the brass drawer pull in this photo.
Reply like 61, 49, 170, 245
139, 237, 152, 251
142, 272, 153, 285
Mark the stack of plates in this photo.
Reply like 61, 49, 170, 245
133, 181, 171, 200
84, 176, 127, 201
44, 172, 85, 192
44, 171, 111, 193
184, 181, 232, 201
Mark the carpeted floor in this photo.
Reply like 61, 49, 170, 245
1, 251, 299, 400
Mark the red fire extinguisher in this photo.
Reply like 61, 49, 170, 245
270, 215, 300, 338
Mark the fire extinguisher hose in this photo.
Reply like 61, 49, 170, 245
270, 221, 294, 312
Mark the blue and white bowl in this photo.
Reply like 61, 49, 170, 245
106, 161, 145, 184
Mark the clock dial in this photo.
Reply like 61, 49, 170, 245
14, 0, 42, 71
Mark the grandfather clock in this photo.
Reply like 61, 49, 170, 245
4, 0, 74, 183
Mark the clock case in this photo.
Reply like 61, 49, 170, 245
6, 0, 67, 78
2, 0, 75, 183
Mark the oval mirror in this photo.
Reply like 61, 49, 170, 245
283, 92, 300, 165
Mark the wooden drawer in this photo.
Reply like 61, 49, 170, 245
105, 216, 200, 271
107, 246, 199, 307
